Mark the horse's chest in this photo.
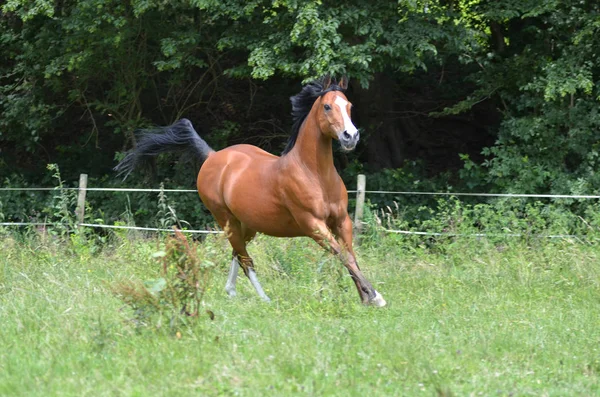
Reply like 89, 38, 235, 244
304, 192, 344, 221
326, 201, 345, 222
284, 173, 346, 221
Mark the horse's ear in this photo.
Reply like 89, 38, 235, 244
322, 75, 332, 90
338, 76, 349, 90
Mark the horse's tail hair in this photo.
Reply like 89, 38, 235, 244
114, 118, 214, 180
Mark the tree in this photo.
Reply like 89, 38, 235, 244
446, 0, 600, 194
1, 0, 227, 177
2, 0, 600, 199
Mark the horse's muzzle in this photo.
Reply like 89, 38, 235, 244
339, 130, 360, 152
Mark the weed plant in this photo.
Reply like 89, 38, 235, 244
111, 229, 215, 332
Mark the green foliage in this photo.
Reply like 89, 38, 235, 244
341, 159, 452, 220
0, 175, 53, 224
441, 0, 600, 194
0, 0, 472, 160
44, 163, 78, 237
111, 229, 215, 331
155, 182, 190, 230
203, 0, 470, 83
361, 196, 600, 253
2, 0, 600, 228
1, 0, 220, 161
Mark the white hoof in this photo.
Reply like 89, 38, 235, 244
225, 285, 237, 298
369, 291, 386, 307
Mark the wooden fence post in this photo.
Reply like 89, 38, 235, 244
354, 174, 366, 237
76, 173, 88, 226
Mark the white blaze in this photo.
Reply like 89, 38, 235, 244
334, 95, 358, 137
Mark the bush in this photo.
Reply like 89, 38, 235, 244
359, 196, 600, 251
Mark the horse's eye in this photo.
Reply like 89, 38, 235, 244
324, 104, 331, 111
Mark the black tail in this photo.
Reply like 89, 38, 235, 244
114, 118, 214, 179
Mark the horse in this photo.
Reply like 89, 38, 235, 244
115, 76, 386, 307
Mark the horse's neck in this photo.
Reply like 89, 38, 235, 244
288, 115, 337, 182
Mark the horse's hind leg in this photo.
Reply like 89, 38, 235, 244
225, 251, 240, 297
225, 226, 257, 297
234, 250, 269, 302
222, 218, 269, 301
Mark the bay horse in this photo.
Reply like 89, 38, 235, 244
115, 76, 386, 307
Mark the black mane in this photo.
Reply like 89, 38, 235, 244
282, 77, 346, 155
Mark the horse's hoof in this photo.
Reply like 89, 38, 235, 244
225, 287, 237, 298
369, 291, 386, 307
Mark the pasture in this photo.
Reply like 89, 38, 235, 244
1, 230, 599, 396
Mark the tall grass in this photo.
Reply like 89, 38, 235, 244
1, 219, 599, 396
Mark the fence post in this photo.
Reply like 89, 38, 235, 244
76, 173, 88, 226
354, 174, 366, 237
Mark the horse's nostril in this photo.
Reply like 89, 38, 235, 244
342, 131, 351, 140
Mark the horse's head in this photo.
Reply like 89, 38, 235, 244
317, 78, 359, 152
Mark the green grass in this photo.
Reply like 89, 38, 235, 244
1, 230, 599, 396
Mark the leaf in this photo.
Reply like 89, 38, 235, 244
152, 251, 166, 258
145, 278, 167, 295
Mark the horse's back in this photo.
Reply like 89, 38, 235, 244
198, 144, 279, 182
221, 144, 279, 160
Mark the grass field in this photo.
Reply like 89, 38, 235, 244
1, 230, 599, 396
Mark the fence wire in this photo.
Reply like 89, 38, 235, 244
4, 186, 600, 199
2, 184, 600, 238
78, 223, 222, 234
383, 228, 586, 240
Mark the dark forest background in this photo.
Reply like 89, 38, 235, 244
2, 0, 600, 226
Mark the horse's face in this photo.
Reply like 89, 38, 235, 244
318, 91, 359, 152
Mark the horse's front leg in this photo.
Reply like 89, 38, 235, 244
299, 215, 385, 307
333, 215, 386, 307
